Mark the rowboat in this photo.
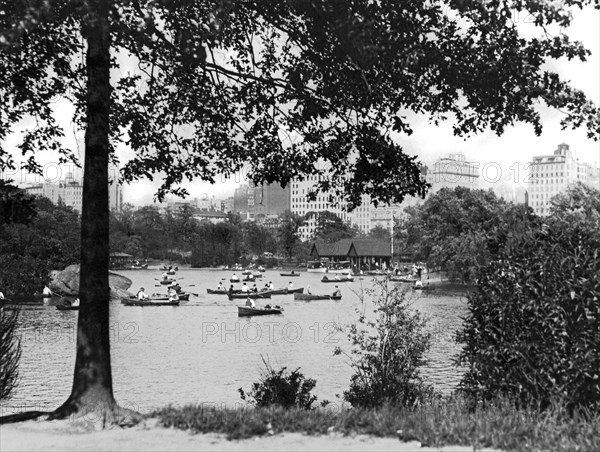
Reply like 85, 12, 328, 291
327, 261, 352, 274
152, 292, 190, 301
238, 306, 283, 317
390, 276, 418, 283
159, 279, 176, 285
261, 287, 304, 295
280, 272, 301, 277
227, 292, 271, 299
230, 278, 241, 283
293, 293, 332, 301
207, 288, 236, 295
31, 293, 61, 299
121, 298, 180, 306
56, 305, 79, 310
321, 276, 353, 283
306, 261, 328, 273
413, 286, 436, 291
242, 275, 257, 282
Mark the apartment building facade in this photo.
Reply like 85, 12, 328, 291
527, 143, 600, 216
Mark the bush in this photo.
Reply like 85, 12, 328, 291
0, 307, 21, 400
335, 280, 434, 408
239, 357, 318, 410
457, 186, 600, 412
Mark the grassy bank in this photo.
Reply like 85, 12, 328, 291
151, 399, 600, 451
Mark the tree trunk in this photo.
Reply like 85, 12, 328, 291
51, 0, 136, 426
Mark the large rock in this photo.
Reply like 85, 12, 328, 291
50, 264, 132, 299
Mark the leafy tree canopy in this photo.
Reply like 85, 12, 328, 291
398, 186, 539, 281
1, 0, 598, 209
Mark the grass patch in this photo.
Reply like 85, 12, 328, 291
151, 398, 600, 451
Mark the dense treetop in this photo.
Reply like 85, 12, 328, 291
1, 0, 598, 209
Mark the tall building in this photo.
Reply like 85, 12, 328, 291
426, 152, 480, 192
527, 143, 600, 216
290, 175, 349, 240
22, 170, 123, 213
233, 184, 249, 216
248, 182, 290, 219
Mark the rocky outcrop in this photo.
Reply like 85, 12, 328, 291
49, 264, 132, 299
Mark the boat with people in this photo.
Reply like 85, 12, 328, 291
160, 266, 178, 272
227, 292, 271, 300
207, 288, 239, 295
159, 279, 177, 285
294, 293, 333, 301
389, 275, 418, 283
280, 271, 301, 277
237, 305, 283, 317
261, 287, 304, 295
152, 292, 190, 301
321, 275, 353, 283
413, 285, 435, 291
306, 261, 328, 273
130, 264, 149, 270
121, 297, 181, 306
327, 261, 353, 274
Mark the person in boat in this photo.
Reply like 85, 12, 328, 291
288, 281, 294, 290
72, 298, 80, 307
161, 272, 170, 281
137, 287, 150, 300
291, 270, 295, 275
334, 274, 340, 281
0, 290, 4, 299
332, 286, 341, 297
231, 273, 239, 281
169, 282, 181, 293
305, 284, 311, 295
42, 285, 53, 296
241, 282, 249, 293
268, 281, 274, 290
168, 287, 179, 301
414, 279, 423, 289
252, 284, 258, 293
228, 285, 234, 297
245, 296, 255, 308
217, 281, 224, 291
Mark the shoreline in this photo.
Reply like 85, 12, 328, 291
0, 419, 503, 452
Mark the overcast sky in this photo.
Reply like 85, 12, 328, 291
2, 5, 599, 205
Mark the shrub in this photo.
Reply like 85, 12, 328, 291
0, 307, 21, 400
457, 186, 600, 412
335, 280, 434, 408
238, 357, 318, 410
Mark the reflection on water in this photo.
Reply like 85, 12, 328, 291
2, 269, 468, 413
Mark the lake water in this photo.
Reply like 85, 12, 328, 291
1, 268, 468, 414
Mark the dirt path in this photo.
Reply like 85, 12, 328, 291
1, 419, 503, 452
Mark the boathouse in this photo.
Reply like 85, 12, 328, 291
309, 239, 391, 271
309, 239, 353, 262
348, 239, 392, 271
109, 252, 132, 269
